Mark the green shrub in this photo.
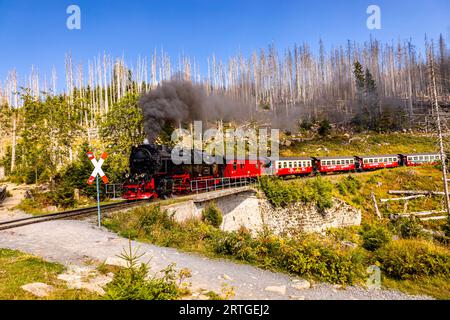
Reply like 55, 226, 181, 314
318, 119, 331, 136
375, 240, 450, 280
211, 227, 257, 262
258, 176, 333, 212
104, 243, 181, 300
202, 203, 223, 228
309, 178, 333, 212
287, 238, 365, 284
337, 175, 362, 196
360, 223, 391, 251
51, 186, 76, 208
398, 217, 424, 239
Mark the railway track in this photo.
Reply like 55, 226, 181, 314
0, 200, 148, 231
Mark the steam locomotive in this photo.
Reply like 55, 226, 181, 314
122, 143, 442, 201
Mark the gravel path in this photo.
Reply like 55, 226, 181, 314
0, 183, 31, 222
0, 218, 432, 300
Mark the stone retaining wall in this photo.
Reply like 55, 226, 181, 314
163, 189, 361, 235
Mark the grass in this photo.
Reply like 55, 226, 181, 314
382, 276, 450, 300
0, 249, 99, 300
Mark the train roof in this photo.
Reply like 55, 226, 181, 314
224, 155, 271, 162
355, 154, 400, 158
275, 156, 313, 161
313, 156, 355, 160
400, 153, 441, 156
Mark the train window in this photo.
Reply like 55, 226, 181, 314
288, 162, 292, 168
345, 160, 349, 164
283, 162, 287, 168
363, 159, 368, 164
294, 161, 298, 167
369, 159, 373, 163
331, 160, 335, 165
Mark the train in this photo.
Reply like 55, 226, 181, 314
122, 143, 442, 201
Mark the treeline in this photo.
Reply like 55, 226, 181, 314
0, 92, 144, 186
1, 35, 449, 123
0, 36, 448, 185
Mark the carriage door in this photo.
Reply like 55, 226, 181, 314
262, 160, 274, 176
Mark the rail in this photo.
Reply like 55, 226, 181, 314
104, 183, 123, 199
0, 186, 7, 204
190, 176, 258, 194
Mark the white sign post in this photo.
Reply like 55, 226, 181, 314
87, 151, 109, 227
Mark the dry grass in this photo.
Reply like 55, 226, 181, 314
0, 249, 99, 300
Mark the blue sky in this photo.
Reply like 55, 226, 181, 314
0, 0, 449, 86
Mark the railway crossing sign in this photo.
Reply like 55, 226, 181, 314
87, 151, 109, 227
87, 151, 109, 185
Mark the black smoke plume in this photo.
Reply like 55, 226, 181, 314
139, 80, 307, 143
139, 80, 254, 143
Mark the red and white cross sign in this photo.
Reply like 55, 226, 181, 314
87, 151, 109, 185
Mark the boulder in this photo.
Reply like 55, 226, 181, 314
105, 256, 128, 268
291, 279, 311, 290
21, 282, 55, 298
264, 285, 286, 295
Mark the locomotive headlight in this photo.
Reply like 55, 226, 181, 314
125, 173, 130, 178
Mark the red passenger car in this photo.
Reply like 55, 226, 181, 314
313, 156, 355, 174
399, 153, 442, 166
222, 158, 265, 178
273, 157, 313, 177
355, 155, 399, 171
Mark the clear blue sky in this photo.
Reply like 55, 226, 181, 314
0, 0, 449, 87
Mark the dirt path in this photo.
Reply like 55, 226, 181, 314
0, 217, 431, 300
0, 183, 31, 222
